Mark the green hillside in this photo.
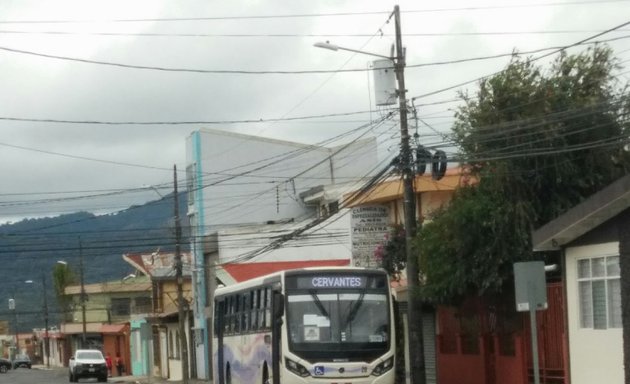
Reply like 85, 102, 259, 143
0, 192, 190, 332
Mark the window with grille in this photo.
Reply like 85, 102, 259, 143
111, 298, 131, 317
134, 297, 152, 314
577, 255, 621, 329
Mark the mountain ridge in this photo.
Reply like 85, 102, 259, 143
0, 192, 190, 332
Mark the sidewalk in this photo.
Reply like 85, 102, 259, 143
33, 365, 208, 384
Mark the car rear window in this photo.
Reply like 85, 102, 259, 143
77, 351, 103, 360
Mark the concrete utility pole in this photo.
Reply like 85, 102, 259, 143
393, 5, 426, 384
79, 238, 87, 348
174, 165, 190, 384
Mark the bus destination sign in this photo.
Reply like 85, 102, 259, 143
297, 276, 366, 289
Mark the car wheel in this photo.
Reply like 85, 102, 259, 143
98, 375, 108, 382
0, 365, 7, 373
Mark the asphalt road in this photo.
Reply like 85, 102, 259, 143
0, 366, 103, 384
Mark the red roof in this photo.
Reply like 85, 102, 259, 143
222, 259, 350, 283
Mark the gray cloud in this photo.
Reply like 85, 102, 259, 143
0, 0, 628, 222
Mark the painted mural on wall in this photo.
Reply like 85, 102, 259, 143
351, 206, 389, 268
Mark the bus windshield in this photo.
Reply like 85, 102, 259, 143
287, 291, 390, 361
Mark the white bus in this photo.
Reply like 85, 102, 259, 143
212, 267, 396, 384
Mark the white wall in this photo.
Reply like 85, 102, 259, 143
216, 209, 352, 264
565, 242, 624, 384
186, 129, 377, 229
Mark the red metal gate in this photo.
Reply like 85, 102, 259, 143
436, 283, 567, 384
524, 283, 568, 384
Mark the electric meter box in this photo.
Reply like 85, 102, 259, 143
372, 59, 396, 106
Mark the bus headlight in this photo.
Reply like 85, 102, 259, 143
285, 358, 310, 377
371, 357, 393, 376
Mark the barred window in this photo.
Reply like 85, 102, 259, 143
111, 298, 131, 317
578, 256, 621, 329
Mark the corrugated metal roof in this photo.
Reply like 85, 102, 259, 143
220, 259, 350, 284
532, 174, 630, 251
65, 276, 151, 295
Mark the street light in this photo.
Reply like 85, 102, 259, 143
25, 276, 50, 368
313, 41, 392, 60
315, 6, 426, 384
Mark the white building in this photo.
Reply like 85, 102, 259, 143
532, 174, 629, 384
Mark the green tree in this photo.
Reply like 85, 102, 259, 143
418, 45, 629, 301
52, 263, 78, 321
374, 224, 407, 279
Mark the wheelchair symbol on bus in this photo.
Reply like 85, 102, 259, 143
314, 366, 325, 376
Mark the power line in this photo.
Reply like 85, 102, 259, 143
411, 20, 630, 101
1, 29, 629, 39
0, 109, 390, 125
0, 0, 626, 24
1, 35, 628, 77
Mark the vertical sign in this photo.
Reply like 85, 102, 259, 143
351, 206, 389, 267
514, 261, 547, 312
514, 261, 547, 384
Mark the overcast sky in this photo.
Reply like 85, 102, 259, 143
0, 0, 628, 223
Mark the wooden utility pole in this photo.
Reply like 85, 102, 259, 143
174, 165, 189, 384
393, 5, 426, 384
42, 273, 50, 368
79, 238, 87, 348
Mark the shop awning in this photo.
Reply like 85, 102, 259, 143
101, 324, 127, 334
60, 322, 103, 334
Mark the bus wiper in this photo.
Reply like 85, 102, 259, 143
309, 289, 329, 318
344, 291, 366, 329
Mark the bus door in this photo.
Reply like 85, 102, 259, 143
272, 290, 284, 384
216, 299, 225, 384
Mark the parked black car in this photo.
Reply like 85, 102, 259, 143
12, 354, 31, 369
0, 358, 11, 373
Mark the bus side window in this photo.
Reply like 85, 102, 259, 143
227, 296, 233, 334
235, 295, 241, 334
260, 288, 266, 329
264, 287, 272, 330
242, 292, 250, 333
258, 289, 266, 329
251, 290, 259, 331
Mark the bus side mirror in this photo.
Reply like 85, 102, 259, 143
273, 292, 284, 318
